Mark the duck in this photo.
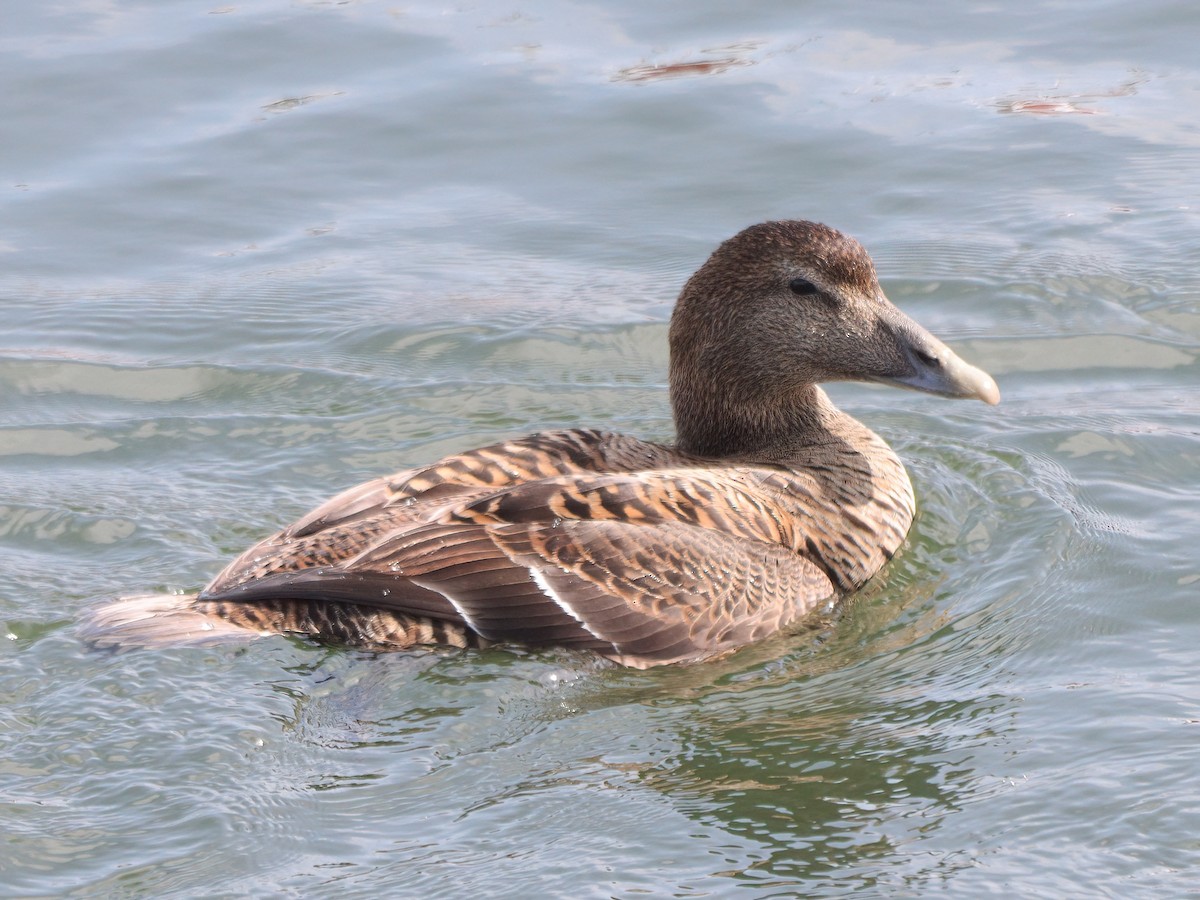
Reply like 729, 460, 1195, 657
81, 220, 999, 668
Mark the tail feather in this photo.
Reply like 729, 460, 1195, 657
79, 593, 488, 652
78, 593, 270, 650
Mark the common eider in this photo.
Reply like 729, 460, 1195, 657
81, 221, 999, 668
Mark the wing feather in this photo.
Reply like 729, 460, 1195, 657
184, 430, 870, 665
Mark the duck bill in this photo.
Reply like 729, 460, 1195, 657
875, 307, 1000, 405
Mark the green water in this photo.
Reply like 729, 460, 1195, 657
2, 1, 1198, 896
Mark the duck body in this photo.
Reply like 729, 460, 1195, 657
82, 221, 997, 668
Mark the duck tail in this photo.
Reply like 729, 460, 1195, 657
78, 593, 269, 650
79, 593, 488, 653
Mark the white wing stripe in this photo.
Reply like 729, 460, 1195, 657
529, 566, 608, 644
409, 577, 485, 636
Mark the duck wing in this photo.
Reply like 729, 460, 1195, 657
201, 451, 836, 666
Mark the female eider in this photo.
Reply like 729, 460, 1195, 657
82, 221, 999, 668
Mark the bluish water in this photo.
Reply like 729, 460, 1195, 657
2, 1, 1198, 896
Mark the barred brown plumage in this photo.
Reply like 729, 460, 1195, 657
80, 221, 998, 668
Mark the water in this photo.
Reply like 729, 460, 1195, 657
2, 0, 1199, 895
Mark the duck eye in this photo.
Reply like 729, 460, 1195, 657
789, 278, 819, 296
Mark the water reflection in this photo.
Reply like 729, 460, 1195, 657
647, 688, 1013, 885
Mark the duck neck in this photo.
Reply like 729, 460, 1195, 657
671, 382, 857, 461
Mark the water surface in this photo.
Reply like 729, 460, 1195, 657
2, 1, 1198, 896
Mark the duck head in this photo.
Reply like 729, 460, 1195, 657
669, 220, 999, 458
